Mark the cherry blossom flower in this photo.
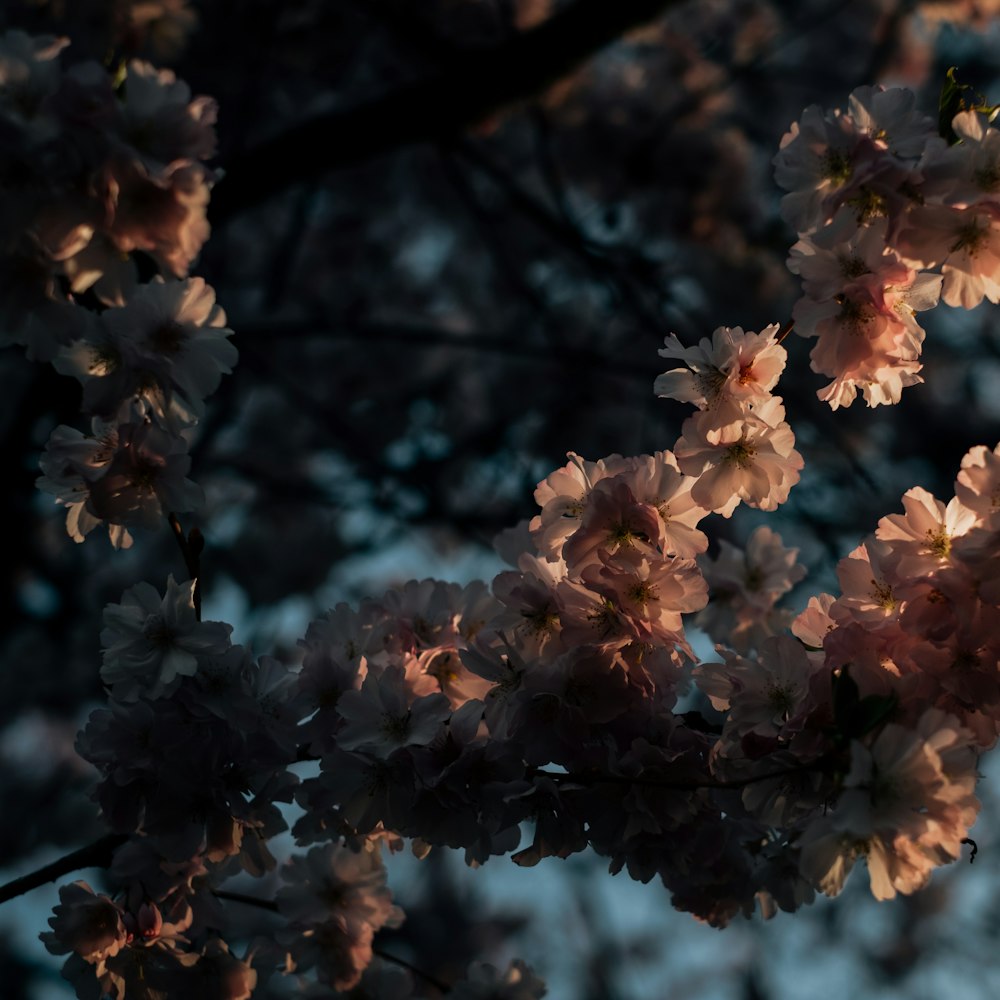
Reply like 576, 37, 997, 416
277, 842, 404, 992
580, 552, 707, 645
530, 451, 634, 559
100, 575, 232, 700
956, 441, 1000, 523
775, 86, 932, 236
0, 29, 68, 134
773, 103, 868, 234
830, 538, 903, 629
336, 665, 451, 759
655, 324, 786, 411
694, 635, 823, 738
798, 711, 979, 900
491, 552, 566, 658
896, 203, 1000, 309
623, 450, 709, 558
114, 60, 217, 173
41, 881, 128, 967
792, 594, 837, 648
876, 486, 977, 577
925, 109, 1000, 209
103, 154, 211, 278
674, 398, 803, 515
700, 525, 806, 613
561, 478, 662, 571
84, 415, 203, 532
846, 85, 934, 159
38, 419, 135, 548
793, 265, 941, 409
787, 211, 892, 302
55, 276, 236, 425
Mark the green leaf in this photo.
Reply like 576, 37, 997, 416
831, 665, 860, 739
939, 66, 971, 145
854, 693, 897, 736
831, 665, 897, 742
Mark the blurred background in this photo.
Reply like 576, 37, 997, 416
3, 0, 1000, 996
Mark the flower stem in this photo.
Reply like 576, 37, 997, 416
168, 512, 202, 620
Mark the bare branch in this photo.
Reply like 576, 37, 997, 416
0, 833, 127, 907
211, 0, 680, 222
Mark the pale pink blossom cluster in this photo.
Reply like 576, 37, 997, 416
79, 577, 298, 869
0, 32, 216, 359
0, 30, 234, 548
18, 44, 1000, 999
777, 84, 1000, 408
35, 273, 235, 547
42, 880, 256, 999
658, 324, 804, 514
57, 402, 1000, 988
694, 525, 807, 654
275, 842, 404, 992
694, 443, 1000, 903
279, 431, 998, 926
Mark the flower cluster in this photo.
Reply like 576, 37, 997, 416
17, 46, 1000, 1000
0, 31, 216, 359
276, 842, 404, 992
694, 444, 999, 902
658, 324, 804, 514
777, 83, 1000, 408
42, 880, 256, 1000
694, 525, 807, 654
0, 30, 234, 547
78, 577, 297, 868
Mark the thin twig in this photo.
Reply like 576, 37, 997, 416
213, 889, 451, 992
530, 760, 823, 792
211, 0, 684, 222
167, 512, 202, 621
0, 833, 128, 906
213, 888, 279, 912
373, 946, 451, 994
235, 318, 652, 377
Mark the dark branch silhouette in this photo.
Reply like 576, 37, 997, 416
0, 834, 127, 906
210, 0, 679, 222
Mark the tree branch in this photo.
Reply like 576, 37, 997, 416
210, 0, 679, 222
529, 760, 827, 792
0, 834, 127, 906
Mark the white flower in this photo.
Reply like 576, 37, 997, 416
114, 60, 217, 175
336, 665, 451, 758
38, 420, 133, 549
55, 276, 236, 426
85, 414, 203, 531
100, 575, 232, 699
674, 398, 803, 515
799, 711, 979, 900
41, 881, 127, 968
277, 842, 404, 992
655, 324, 786, 411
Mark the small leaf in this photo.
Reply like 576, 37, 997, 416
831, 665, 860, 735
854, 693, 897, 736
830, 666, 896, 742
940, 66, 971, 145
